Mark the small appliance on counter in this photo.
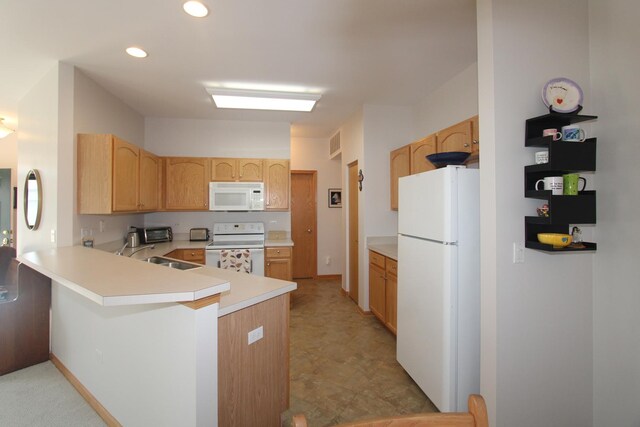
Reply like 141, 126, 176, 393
189, 228, 210, 242
127, 228, 140, 248
138, 226, 173, 244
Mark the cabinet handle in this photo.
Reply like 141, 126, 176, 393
267, 262, 271, 266
464, 143, 470, 147
473, 139, 479, 145
307, 228, 311, 233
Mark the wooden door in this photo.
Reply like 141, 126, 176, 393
436, 120, 473, 153
238, 159, 263, 182
211, 158, 236, 181
291, 171, 317, 279
264, 160, 290, 210
139, 149, 161, 211
348, 161, 359, 305
112, 136, 139, 212
265, 257, 292, 281
390, 145, 411, 210
165, 157, 209, 210
411, 134, 437, 174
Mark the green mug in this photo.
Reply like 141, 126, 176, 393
563, 173, 586, 195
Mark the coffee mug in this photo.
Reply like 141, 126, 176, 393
542, 128, 562, 141
535, 176, 563, 195
535, 151, 549, 164
563, 173, 586, 195
561, 125, 586, 142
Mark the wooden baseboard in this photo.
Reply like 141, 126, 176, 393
316, 274, 342, 281
356, 305, 372, 316
50, 353, 122, 427
339, 287, 347, 297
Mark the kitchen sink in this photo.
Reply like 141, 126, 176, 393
144, 256, 201, 270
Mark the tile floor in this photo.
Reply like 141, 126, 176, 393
281, 278, 437, 426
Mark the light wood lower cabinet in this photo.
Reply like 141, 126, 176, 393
164, 157, 209, 210
218, 293, 290, 427
164, 248, 205, 265
368, 250, 397, 335
265, 246, 292, 281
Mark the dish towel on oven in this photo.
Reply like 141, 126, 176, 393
219, 249, 252, 273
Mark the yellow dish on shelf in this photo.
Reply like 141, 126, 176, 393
537, 233, 572, 248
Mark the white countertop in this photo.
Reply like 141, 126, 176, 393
18, 246, 230, 307
62, 240, 297, 315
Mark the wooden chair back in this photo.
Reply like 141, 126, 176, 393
292, 394, 488, 427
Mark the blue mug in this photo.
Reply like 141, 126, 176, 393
561, 125, 586, 142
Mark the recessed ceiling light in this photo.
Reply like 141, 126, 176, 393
126, 47, 148, 58
183, 1, 209, 17
206, 88, 321, 112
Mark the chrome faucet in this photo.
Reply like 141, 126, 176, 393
127, 244, 155, 257
115, 242, 129, 256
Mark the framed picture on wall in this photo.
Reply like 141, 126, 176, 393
328, 188, 342, 208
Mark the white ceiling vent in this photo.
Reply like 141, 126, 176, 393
329, 131, 341, 159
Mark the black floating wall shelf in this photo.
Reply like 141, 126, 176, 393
524, 113, 598, 253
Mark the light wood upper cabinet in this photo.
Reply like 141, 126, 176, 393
211, 158, 263, 182
165, 157, 209, 210
390, 145, 411, 211
78, 134, 160, 214
112, 137, 140, 212
264, 159, 290, 211
410, 134, 437, 174
139, 150, 161, 212
471, 115, 480, 157
436, 120, 473, 153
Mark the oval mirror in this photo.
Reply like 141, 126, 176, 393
24, 169, 42, 230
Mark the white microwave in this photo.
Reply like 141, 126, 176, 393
209, 182, 265, 211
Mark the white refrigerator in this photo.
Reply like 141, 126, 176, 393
396, 165, 480, 412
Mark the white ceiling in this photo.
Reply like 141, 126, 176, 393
0, 0, 477, 138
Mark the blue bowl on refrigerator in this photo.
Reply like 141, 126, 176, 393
426, 151, 471, 168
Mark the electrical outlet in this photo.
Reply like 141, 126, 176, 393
99, 220, 105, 233
325, 256, 331, 265
248, 326, 264, 345
95, 349, 103, 364
50, 229, 56, 243
513, 242, 524, 264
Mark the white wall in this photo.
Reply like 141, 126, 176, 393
17, 64, 67, 254
290, 137, 343, 276
74, 69, 146, 245
414, 62, 479, 139
478, 1, 594, 426
339, 108, 364, 296
589, 1, 640, 425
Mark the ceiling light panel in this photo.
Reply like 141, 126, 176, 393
206, 88, 321, 112
183, 1, 209, 17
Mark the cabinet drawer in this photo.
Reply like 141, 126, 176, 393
181, 249, 205, 262
369, 250, 386, 269
266, 246, 291, 258
386, 258, 398, 277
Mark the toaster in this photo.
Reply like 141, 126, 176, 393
189, 228, 210, 241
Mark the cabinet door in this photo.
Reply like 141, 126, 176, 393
471, 115, 480, 156
139, 149, 161, 211
238, 159, 263, 182
112, 137, 139, 212
369, 263, 386, 322
77, 134, 114, 214
390, 145, 411, 210
165, 157, 209, 210
265, 257, 292, 281
411, 134, 437, 174
385, 260, 398, 335
436, 120, 473, 153
211, 158, 237, 181
264, 160, 290, 211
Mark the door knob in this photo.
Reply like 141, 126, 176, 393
307, 228, 312, 233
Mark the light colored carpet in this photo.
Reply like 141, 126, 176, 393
0, 361, 105, 427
